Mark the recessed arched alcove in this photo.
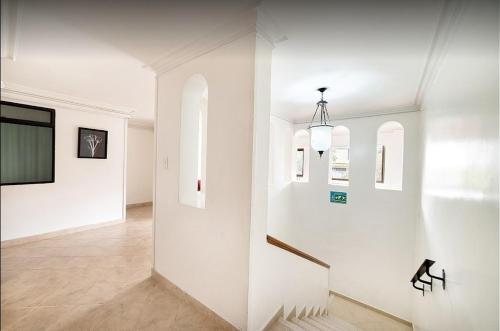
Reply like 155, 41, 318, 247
292, 129, 310, 182
329, 125, 350, 186
179, 74, 208, 208
375, 121, 404, 191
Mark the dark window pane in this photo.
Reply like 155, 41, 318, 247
1, 123, 53, 184
1, 104, 52, 123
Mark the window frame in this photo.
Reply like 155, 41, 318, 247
328, 125, 351, 186
375, 145, 386, 184
330, 146, 350, 182
296, 148, 305, 178
0, 101, 56, 186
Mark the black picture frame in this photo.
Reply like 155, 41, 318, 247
78, 127, 108, 159
0, 101, 56, 186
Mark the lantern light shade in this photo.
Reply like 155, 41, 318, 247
310, 125, 333, 157
308, 87, 334, 157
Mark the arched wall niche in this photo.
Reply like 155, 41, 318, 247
375, 121, 404, 191
179, 74, 208, 208
292, 129, 310, 182
329, 125, 350, 186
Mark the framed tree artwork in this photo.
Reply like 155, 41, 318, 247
78, 127, 108, 159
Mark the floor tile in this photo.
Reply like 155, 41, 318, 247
1, 206, 235, 330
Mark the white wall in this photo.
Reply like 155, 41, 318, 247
1, 95, 126, 241
154, 33, 257, 329
248, 238, 330, 330
412, 0, 498, 330
126, 125, 153, 205
247, 36, 329, 331
268, 115, 294, 241
0, 0, 156, 240
267, 111, 420, 321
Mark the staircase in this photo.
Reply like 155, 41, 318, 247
266, 306, 360, 331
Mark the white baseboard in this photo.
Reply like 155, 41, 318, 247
151, 268, 237, 330
1, 219, 125, 248
126, 201, 153, 208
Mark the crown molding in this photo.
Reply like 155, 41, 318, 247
146, 10, 257, 74
414, 0, 466, 106
128, 118, 154, 129
256, 7, 288, 48
293, 104, 421, 124
1, 0, 21, 60
146, 4, 286, 75
1, 82, 134, 118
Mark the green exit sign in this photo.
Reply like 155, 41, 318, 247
330, 191, 347, 204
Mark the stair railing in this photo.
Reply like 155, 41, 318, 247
266, 235, 330, 269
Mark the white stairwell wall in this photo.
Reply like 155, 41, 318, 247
266, 111, 420, 322
250, 242, 330, 330
153, 10, 330, 329
411, 0, 499, 329
247, 33, 329, 331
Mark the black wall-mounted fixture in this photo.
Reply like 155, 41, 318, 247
411, 279, 425, 296
411, 259, 446, 296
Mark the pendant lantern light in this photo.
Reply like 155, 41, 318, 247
309, 87, 333, 157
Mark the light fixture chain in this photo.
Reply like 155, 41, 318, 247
320, 102, 324, 125
310, 103, 320, 126
325, 104, 331, 122
308, 87, 333, 127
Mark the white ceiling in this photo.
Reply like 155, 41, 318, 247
14, 0, 257, 65
4, 0, 445, 122
263, 0, 444, 123
1, 0, 256, 120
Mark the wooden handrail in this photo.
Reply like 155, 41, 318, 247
266, 235, 330, 269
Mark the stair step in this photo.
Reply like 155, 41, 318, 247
302, 317, 336, 331
269, 322, 291, 331
309, 316, 345, 331
291, 317, 322, 331
317, 316, 358, 331
278, 317, 307, 331
265, 306, 361, 331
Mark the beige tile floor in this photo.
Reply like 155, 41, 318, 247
328, 294, 413, 331
1, 206, 234, 331
2, 206, 413, 331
